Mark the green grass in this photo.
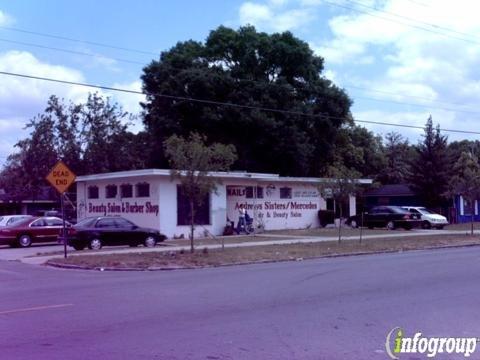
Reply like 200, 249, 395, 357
48, 233, 480, 270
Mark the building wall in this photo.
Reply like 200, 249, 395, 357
224, 180, 324, 230
455, 195, 480, 223
77, 175, 334, 238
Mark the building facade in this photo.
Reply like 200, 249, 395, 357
76, 169, 372, 239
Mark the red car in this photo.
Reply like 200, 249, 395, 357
0, 216, 69, 248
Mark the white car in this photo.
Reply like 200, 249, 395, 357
402, 207, 449, 229
0, 215, 33, 227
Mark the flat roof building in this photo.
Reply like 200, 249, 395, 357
76, 169, 372, 239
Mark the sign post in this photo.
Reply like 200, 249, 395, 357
46, 161, 76, 258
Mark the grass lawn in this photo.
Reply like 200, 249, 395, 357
47, 233, 480, 270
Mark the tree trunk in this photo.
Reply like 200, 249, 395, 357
338, 202, 342, 243
471, 212, 474, 236
190, 200, 195, 253
359, 211, 364, 244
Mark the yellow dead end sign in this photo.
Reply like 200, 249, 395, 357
46, 161, 76, 194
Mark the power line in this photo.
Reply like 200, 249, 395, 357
0, 23, 477, 113
1, 70, 479, 136
0, 38, 145, 65
0, 25, 158, 56
349, 0, 480, 43
323, 0, 480, 46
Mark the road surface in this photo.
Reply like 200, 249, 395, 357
0, 247, 479, 359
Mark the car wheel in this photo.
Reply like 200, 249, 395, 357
422, 221, 431, 229
386, 221, 395, 230
144, 236, 157, 248
88, 238, 102, 250
436, 225, 444, 230
350, 219, 358, 228
17, 234, 32, 248
73, 244, 86, 251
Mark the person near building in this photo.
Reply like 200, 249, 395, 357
236, 204, 246, 234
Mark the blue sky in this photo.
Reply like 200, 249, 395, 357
1, 0, 480, 166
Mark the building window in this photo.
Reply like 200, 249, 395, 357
280, 187, 292, 199
136, 183, 150, 197
106, 185, 117, 199
464, 198, 473, 215
88, 186, 99, 199
245, 186, 264, 199
121, 184, 133, 198
177, 185, 210, 225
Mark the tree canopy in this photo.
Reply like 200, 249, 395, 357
141, 25, 352, 177
164, 132, 237, 252
409, 116, 451, 208
0, 93, 145, 200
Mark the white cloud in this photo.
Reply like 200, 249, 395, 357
239, 1, 314, 31
0, 10, 14, 26
0, 51, 102, 166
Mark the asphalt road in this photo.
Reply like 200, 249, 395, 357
1, 247, 479, 360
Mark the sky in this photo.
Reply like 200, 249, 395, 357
1, 0, 480, 167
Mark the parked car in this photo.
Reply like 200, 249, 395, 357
401, 206, 449, 229
0, 216, 69, 247
67, 216, 166, 250
346, 205, 422, 230
0, 215, 33, 227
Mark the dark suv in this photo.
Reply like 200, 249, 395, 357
346, 206, 422, 230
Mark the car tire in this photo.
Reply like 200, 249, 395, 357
144, 236, 157, 248
88, 238, 102, 250
436, 225, 444, 230
17, 234, 32, 248
73, 244, 86, 251
386, 221, 395, 230
350, 219, 358, 228
422, 221, 431, 229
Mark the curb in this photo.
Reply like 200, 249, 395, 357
44, 242, 480, 272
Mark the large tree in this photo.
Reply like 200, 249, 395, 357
0, 93, 145, 201
409, 116, 451, 208
142, 25, 352, 176
378, 132, 413, 184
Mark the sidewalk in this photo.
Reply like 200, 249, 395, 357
20, 229, 480, 266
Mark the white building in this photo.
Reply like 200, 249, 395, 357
76, 169, 372, 239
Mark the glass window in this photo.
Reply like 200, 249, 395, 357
114, 218, 136, 228
45, 218, 63, 226
30, 219, 46, 227
280, 187, 292, 199
106, 185, 117, 199
245, 186, 264, 199
88, 186, 99, 199
136, 183, 150, 197
464, 199, 473, 215
177, 185, 210, 225
75, 217, 97, 227
121, 184, 133, 198
95, 218, 117, 228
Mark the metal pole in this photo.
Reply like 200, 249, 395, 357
61, 193, 67, 259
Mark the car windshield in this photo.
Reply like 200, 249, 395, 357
75, 217, 97, 227
417, 208, 436, 215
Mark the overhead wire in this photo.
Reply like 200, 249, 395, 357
0, 25, 158, 56
0, 38, 146, 65
0, 70, 479, 136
